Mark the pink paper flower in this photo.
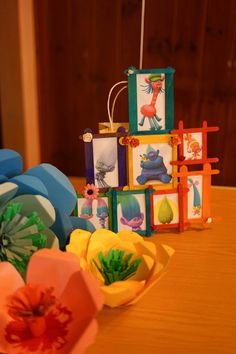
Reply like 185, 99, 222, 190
0, 249, 103, 354
83, 184, 99, 200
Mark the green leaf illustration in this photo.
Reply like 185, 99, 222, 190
158, 196, 174, 224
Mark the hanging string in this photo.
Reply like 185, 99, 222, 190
107, 81, 128, 131
106, 0, 146, 131
111, 85, 128, 122
139, 0, 146, 69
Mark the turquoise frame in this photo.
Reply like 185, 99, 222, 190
111, 188, 152, 236
126, 66, 175, 135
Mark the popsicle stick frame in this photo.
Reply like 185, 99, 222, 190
83, 127, 127, 190
150, 184, 187, 232
173, 164, 220, 226
126, 66, 175, 135
125, 134, 178, 191
171, 121, 219, 166
111, 188, 152, 236
75, 191, 112, 230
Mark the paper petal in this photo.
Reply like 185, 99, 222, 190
68, 319, 98, 354
50, 208, 73, 249
10, 175, 48, 198
0, 262, 25, 350
26, 248, 81, 298
43, 228, 60, 248
0, 182, 18, 209
25, 164, 77, 215
66, 229, 91, 259
0, 149, 23, 179
70, 216, 96, 233
61, 269, 103, 318
101, 280, 145, 307
0, 174, 8, 183
11, 194, 56, 227
0, 262, 25, 305
128, 244, 175, 305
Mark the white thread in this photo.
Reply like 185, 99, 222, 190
107, 81, 128, 131
111, 85, 128, 123
139, 0, 146, 69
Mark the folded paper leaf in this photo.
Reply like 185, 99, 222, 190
0, 149, 23, 180
66, 229, 174, 307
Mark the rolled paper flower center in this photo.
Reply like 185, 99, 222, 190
0, 202, 47, 275
7, 284, 56, 337
92, 249, 142, 285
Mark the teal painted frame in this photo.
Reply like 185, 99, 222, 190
75, 192, 113, 230
112, 188, 152, 236
126, 66, 175, 135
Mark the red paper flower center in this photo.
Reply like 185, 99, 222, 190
5, 284, 72, 352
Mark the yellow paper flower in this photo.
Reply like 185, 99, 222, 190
66, 229, 174, 308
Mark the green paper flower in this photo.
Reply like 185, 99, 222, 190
0, 182, 59, 275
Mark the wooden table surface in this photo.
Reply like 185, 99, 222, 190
70, 180, 236, 354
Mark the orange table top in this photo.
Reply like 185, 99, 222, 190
70, 180, 236, 354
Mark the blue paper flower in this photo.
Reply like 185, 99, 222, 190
0, 182, 58, 275
0, 149, 95, 248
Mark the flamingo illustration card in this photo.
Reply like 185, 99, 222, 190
83, 128, 127, 190
111, 188, 152, 236
126, 66, 175, 135
125, 134, 178, 190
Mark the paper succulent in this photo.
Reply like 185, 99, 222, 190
66, 229, 174, 307
0, 182, 58, 276
0, 149, 95, 248
0, 248, 103, 354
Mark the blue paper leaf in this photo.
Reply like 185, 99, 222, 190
50, 208, 73, 249
70, 216, 96, 233
25, 164, 77, 215
0, 149, 23, 179
10, 175, 48, 198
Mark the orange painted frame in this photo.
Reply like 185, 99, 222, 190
171, 121, 219, 166
173, 164, 219, 226
150, 184, 187, 232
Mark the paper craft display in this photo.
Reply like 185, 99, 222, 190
66, 229, 175, 307
126, 134, 178, 190
83, 128, 127, 189
126, 66, 175, 135
111, 189, 152, 236
80, 66, 220, 234
171, 121, 219, 166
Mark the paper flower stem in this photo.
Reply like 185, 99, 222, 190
92, 249, 142, 285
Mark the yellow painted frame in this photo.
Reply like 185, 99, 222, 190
127, 134, 178, 190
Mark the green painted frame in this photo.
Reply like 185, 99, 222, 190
126, 66, 175, 135
111, 188, 152, 236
